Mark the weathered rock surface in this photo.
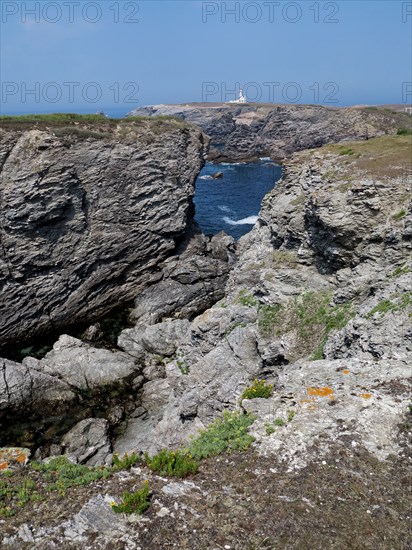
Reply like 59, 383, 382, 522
0, 118, 208, 347
128, 103, 411, 162
0, 335, 143, 447
61, 418, 112, 467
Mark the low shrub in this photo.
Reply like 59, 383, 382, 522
240, 379, 273, 401
111, 481, 150, 515
188, 410, 256, 460
144, 450, 198, 478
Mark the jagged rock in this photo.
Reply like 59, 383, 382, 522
128, 103, 411, 162
0, 357, 76, 416
130, 228, 236, 325
0, 119, 208, 347
119, 319, 190, 359
34, 335, 141, 390
61, 418, 112, 466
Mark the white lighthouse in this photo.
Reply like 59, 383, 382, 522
228, 88, 247, 104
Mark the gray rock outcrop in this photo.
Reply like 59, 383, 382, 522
128, 103, 411, 162
0, 118, 208, 347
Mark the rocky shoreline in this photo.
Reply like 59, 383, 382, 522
128, 103, 411, 162
0, 110, 411, 547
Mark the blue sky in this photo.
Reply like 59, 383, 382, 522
1, 0, 411, 115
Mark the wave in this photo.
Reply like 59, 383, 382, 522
223, 215, 258, 226
199, 175, 214, 180
218, 205, 233, 213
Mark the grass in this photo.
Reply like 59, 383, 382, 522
0, 113, 189, 140
270, 250, 298, 269
390, 264, 411, 278
258, 304, 283, 335
188, 411, 256, 461
0, 113, 113, 123
236, 290, 259, 308
338, 147, 355, 156
240, 379, 273, 401
323, 135, 412, 180
257, 291, 355, 361
392, 209, 406, 220
31, 456, 112, 496
366, 292, 412, 319
0, 452, 143, 517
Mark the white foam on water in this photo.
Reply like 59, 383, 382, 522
218, 205, 233, 213
223, 215, 258, 226
199, 175, 214, 180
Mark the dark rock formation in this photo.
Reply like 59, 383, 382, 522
128, 103, 411, 162
0, 119, 208, 347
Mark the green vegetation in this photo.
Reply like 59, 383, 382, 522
112, 452, 140, 472
258, 291, 355, 361
366, 292, 412, 319
144, 450, 198, 477
31, 456, 111, 496
397, 127, 412, 136
264, 409, 296, 436
390, 264, 411, 278
271, 250, 298, 269
188, 410, 256, 460
176, 359, 190, 375
0, 452, 143, 517
236, 290, 259, 307
240, 379, 273, 401
338, 147, 355, 156
0, 113, 113, 123
111, 481, 150, 515
323, 135, 412, 180
0, 478, 41, 516
392, 209, 406, 220
273, 418, 286, 427
258, 304, 283, 335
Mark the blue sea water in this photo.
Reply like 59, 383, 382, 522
194, 160, 282, 240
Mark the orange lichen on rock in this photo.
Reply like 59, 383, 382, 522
299, 397, 316, 405
359, 393, 372, 399
0, 447, 30, 469
307, 387, 334, 398
342, 369, 350, 375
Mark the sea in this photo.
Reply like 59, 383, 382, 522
194, 160, 282, 240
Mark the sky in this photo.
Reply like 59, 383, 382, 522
1, 0, 411, 115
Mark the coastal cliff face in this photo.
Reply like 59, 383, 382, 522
1, 118, 411, 547
0, 118, 209, 347
128, 103, 411, 161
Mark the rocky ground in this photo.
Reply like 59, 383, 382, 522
0, 115, 411, 548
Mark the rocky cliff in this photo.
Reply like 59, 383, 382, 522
0, 116, 210, 348
128, 103, 411, 162
1, 119, 411, 547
